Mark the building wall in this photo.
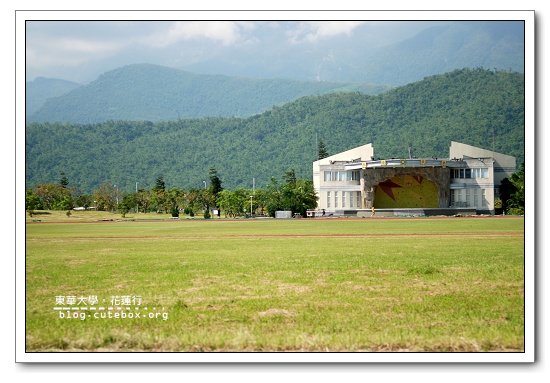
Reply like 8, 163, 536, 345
363, 167, 450, 209
449, 141, 516, 212
313, 143, 373, 210
449, 158, 495, 210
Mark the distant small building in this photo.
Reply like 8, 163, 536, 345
312, 141, 516, 215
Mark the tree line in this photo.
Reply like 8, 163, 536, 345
25, 168, 318, 218
26, 163, 525, 217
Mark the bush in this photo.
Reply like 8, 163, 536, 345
507, 207, 524, 216
203, 210, 211, 219
171, 206, 179, 218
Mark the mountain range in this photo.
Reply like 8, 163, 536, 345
26, 21, 524, 124
181, 21, 524, 85
27, 64, 388, 123
25, 68, 524, 193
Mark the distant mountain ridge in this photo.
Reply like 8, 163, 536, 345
357, 21, 524, 85
26, 77, 81, 117
26, 68, 524, 193
181, 21, 524, 85
28, 64, 390, 123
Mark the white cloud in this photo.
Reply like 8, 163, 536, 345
26, 36, 124, 72
26, 37, 125, 75
288, 21, 368, 43
149, 21, 256, 47
56, 38, 122, 54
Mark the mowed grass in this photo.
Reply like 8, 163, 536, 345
25, 216, 525, 352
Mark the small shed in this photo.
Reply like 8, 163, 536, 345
275, 210, 293, 219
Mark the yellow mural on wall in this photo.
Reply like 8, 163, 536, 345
373, 175, 438, 208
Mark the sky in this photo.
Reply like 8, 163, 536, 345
26, 20, 443, 83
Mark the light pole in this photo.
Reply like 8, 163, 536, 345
135, 182, 138, 213
250, 195, 253, 217
203, 180, 207, 189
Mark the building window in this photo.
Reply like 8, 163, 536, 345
342, 192, 346, 208
335, 191, 339, 208
472, 168, 489, 179
452, 189, 469, 207
349, 192, 353, 208
327, 191, 331, 208
324, 170, 362, 182
452, 167, 489, 179
357, 192, 361, 208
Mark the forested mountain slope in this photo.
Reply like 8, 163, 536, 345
26, 68, 524, 193
28, 63, 388, 123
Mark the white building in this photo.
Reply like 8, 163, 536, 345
312, 141, 516, 215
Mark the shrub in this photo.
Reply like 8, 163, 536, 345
171, 206, 180, 218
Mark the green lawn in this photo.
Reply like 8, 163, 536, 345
25, 216, 524, 352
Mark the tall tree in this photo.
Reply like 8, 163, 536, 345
135, 189, 152, 213
283, 168, 297, 187
499, 163, 525, 215
216, 189, 249, 218
35, 183, 73, 210
25, 189, 43, 214
318, 139, 329, 160
93, 182, 117, 211
499, 178, 515, 212
153, 175, 166, 192
261, 172, 317, 217
59, 172, 69, 188
507, 163, 525, 214
209, 168, 223, 199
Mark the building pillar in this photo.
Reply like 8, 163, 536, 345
365, 187, 374, 209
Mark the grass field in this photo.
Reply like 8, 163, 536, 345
25, 213, 524, 352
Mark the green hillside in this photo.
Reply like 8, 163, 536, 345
26, 68, 524, 193
28, 63, 389, 123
